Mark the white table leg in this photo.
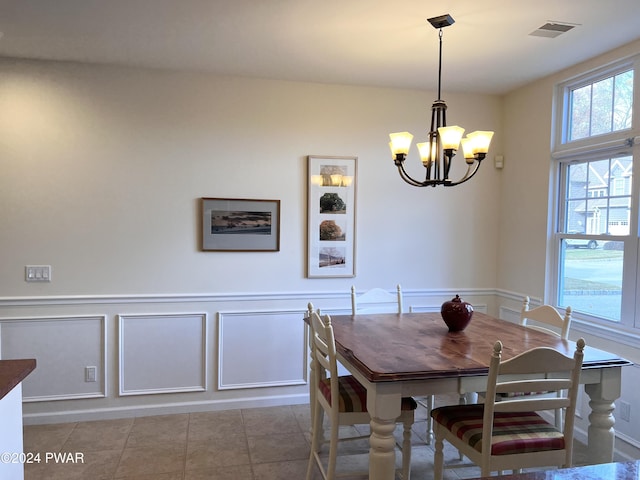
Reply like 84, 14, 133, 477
369, 416, 398, 479
367, 386, 402, 480
584, 367, 622, 464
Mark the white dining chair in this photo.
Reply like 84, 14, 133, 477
520, 296, 572, 340
306, 308, 416, 480
518, 296, 573, 429
477, 297, 573, 430
431, 338, 585, 479
350, 284, 403, 314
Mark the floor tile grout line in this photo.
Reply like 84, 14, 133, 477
183, 412, 193, 480
239, 408, 257, 480
59, 421, 78, 454
112, 418, 135, 479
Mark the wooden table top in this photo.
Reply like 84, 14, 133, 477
327, 312, 631, 382
0, 358, 36, 400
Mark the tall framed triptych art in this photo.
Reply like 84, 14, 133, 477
306, 155, 357, 278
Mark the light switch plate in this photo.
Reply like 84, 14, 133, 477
25, 265, 52, 282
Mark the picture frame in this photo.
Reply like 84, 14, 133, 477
307, 155, 357, 278
201, 198, 280, 252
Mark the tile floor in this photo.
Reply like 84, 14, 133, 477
23, 397, 589, 480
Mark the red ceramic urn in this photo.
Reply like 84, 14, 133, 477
440, 295, 474, 332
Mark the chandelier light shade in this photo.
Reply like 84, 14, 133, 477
389, 14, 494, 187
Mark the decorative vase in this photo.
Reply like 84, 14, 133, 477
441, 295, 474, 332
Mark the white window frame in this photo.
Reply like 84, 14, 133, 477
550, 55, 640, 340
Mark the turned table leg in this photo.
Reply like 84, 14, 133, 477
584, 367, 622, 464
367, 386, 402, 480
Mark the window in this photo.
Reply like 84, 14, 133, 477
553, 59, 639, 328
568, 70, 633, 141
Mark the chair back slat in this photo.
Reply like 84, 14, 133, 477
495, 378, 573, 394
493, 397, 571, 413
498, 347, 577, 375
351, 285, 403, 314
521, 297, 572, 340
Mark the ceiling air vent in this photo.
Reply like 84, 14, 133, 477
530, 21, 577, 38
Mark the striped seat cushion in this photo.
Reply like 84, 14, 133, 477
319, 376, 417, 413
431, 404, 564, 456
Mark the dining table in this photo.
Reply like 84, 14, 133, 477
311, 311, 632, 480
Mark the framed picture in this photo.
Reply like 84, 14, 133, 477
307, 155, 357, 277
201, 198, 280, 252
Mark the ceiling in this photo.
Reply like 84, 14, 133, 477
1, 0, 640, 95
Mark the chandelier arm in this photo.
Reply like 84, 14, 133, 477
396, 162, 450, 187
445, 161, 481, 187
396, 164, 429, 187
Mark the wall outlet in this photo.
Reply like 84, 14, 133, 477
85, 366, 97, 383
620, 401, 631, 422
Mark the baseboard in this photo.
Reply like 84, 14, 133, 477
23, 393, 310, 425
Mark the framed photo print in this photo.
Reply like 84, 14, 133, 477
307, 155, 357, 277
201, 198, 280, 252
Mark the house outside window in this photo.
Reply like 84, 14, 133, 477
552, 59, 639, 329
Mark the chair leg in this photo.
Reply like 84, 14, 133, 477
401, 413, 413, 480
555, 408, 564, 430
457, 393, 467, 461
433, 425, 445, 480
306, 400, 324, 480
326, 411, 340, 480
424, 395, 434, 445
313, 408, 325, 450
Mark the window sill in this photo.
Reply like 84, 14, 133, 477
572, 318, 640, 363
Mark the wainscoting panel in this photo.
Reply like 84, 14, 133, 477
118, 313, 207, 396
498, 305, 520, 322
0, 315, 106, 401
218, 310, 307, 390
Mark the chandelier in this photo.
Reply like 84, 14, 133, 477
389, 14, 494, 187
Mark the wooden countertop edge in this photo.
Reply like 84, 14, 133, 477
0, 359, 36, 400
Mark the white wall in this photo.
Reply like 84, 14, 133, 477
499, 38, 640, 460
0, 58, 502, 422
0, 59, 502, 296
